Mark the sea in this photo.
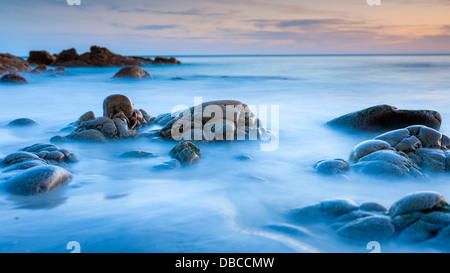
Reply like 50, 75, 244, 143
1, 54, 450, 253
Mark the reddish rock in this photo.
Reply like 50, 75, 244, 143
0, 74, 29, 84
28, 50, 54, 65
113, 66, 152, 79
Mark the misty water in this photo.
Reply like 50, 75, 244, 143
1, 55, 450, 253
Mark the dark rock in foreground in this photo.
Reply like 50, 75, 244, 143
290, 191, 450, 245
28, 50, 55, 65
0, 74, 28, 84
1, 143, 77, 195
327, 105, 442, 132
113, 66, 152, 79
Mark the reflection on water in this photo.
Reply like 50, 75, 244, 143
1, 55, 450, 252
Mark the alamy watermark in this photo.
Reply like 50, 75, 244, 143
67, 0, 81, 5
367, 0, 381, 6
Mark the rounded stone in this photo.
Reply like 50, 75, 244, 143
336, 216, 395, 241
1, 152, 44, 167
70, 129, 107, 142
350, 139, 393, 163
313, 159, 349, 175
4, 165, 73, 195
7, 118, 38, 127
113, 65, 152, 79
389, 191, 446, 217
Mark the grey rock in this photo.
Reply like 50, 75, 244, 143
374, 129, 411, 147
398, 220, 443, 242
336, 215, 395, 241
391, 211, 424, 231
389, 191, 446, 217
1, 152, 45, 167
69, 129, 107, 142
4, 165, 72, 195
313, 159, 349, 175
2, 160, 47, 172
292, 199, 359, 222
119, 151, 158, 159
350, 140, 393, 163
359, 202, 388, 213
415, 148, 446, 172
153, 159, 181, 170
8, 118, 38, 127
395, 136, 421, 153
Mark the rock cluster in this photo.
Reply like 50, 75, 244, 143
28, 46, 181, 67
315, 125, 450, 177
0, 143, 77, 195
0, 53, 31, 74
291, 191, 450, 244
52, 95, 154, 142
327, 105, 442, 132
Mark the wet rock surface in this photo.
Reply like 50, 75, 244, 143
315, 125, 450, 178
1, 143, 77, 195
289, 191, 450, 244
0, 53, 31, 74
327, 105, 442, 132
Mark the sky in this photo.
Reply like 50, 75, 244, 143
1, 0, 450, 55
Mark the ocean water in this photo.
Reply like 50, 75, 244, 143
1, 55, 450, 253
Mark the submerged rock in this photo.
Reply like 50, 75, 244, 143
119, 151, 158, 159
389, 191, 446, 217
327, 105, 442, 132
313, 159, 349, 175
336, 216, 395, 241
169, 141, 201, 165
7, 118, 38, 127
113, 65, 152, 79
4, 165, 72, 195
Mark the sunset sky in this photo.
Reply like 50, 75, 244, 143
1, 0, 450, 55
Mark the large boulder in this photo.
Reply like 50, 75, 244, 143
327, 105, 442, 132
158, 100, 267, 141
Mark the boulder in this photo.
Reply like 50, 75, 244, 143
113, 65, 152, 79
0, 53, 31, 72
327, 105, 442, 132
153, 56, 181, 64
4, 165, 72, 195
28, 50, 54, 65
292, 199, 359, 222
389, 191, 446, 217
